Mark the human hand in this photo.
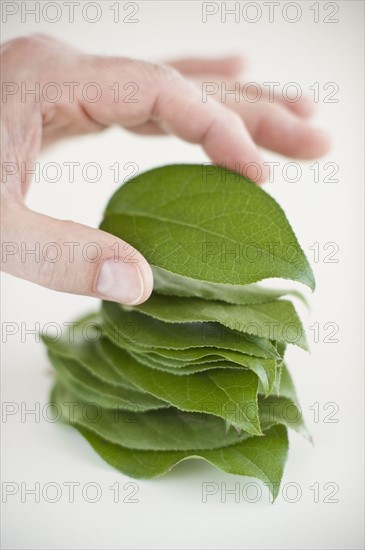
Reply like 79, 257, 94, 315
1, 35, 330, 305
169, 56, 330, 167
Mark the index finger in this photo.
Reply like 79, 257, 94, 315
80, 56, 268, 183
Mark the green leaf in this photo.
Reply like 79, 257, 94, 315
42, 313, 130, 387
43, 337, 136, 391
52, 384, 291, 498
47, 351, 168, 412
133, 294, 308, 350
102, 301, 280, 359
101, 165, 314, 289
78, 423, 289, 500
51, 382, 253, 451
128, 349, 247, 374
153, 266, 303, 304
121, 349, 277, 397
52, 380, 303, 447
278, 363, 299, 402
99, 337, 262, 435
43, 316, 144, 391
148, 345, 278, 369
260, 396, 309, 440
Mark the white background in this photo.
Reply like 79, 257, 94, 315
1, 1, 364, 549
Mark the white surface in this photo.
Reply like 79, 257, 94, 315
1, 2, 364, 549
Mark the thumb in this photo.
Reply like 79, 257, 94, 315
1, 204, 153, 305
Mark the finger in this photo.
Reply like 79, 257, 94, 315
189, 75, 316, 119
78, 58, 268, 182
1, 203, 153, 305
167, 55, 246, 77
242, 82, 317, 119
275, 94, 316, 119
236, 99, 331, 159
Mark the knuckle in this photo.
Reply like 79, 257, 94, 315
213, 108, 242, 132
144, 63, 184, 119
1, 35, 64, 79
227, 109, 243, 127
3, 34, 48, 57
1, 36, 47, 80
37, 253, 65, 291
37, 221, 103, 293
36, 236, 68, 291
146, 62, 182, 87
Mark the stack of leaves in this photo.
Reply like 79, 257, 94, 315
43, 165, 314, 500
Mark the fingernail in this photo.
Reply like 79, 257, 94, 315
96, 258, 144, 305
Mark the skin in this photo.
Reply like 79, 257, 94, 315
0, 35, 331, 304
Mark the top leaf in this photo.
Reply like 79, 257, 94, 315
101, 165, 315, 289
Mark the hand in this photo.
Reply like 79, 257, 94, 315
1, 35, 330, 305
169, 56, 330, 165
